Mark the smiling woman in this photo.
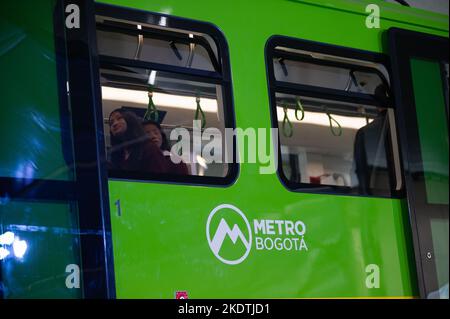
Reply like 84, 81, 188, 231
108, 108, 168, 173
109, 110, 128, 136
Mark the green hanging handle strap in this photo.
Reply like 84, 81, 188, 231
326, 111, 342, 137
143, 88, 159, 122
282, 104, 293, 138
174, 126, 184, 156
294, 97, 305, 121
195, 94, 206, 129
357, 106, 370, 125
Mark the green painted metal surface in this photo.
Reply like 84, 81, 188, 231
108, 181, 416, 298
100, 0, 449, 299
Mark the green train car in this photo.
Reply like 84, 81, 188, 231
0, 0, 448, 299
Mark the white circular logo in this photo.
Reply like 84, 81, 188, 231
206, 204, 252, 265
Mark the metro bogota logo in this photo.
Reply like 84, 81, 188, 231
206, 204, 308, 265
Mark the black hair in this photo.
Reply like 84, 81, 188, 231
109, 109, 148, 168
142, 120, 170, 152
374, 84, 391, 106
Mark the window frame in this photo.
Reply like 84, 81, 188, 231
388, 28, 449, 298
96, 20, 222, 73
96, 3, 239, 187
265, 35, 403, 198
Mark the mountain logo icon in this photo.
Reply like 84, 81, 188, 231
206, 204, 252, 265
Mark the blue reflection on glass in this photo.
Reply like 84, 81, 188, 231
14, 161, 36, 180
0, 231, 28, 260
0, 247, 10, 260
12, 236, 27, 259
0, 231, 15, 245
14, 162, 24, 178
30, 110, 60, 132
0, 193, 11, 205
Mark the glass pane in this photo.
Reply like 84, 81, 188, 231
443, 63, 449, 119
101, 68, 230, 178
0, 0, 74, 181
273, 47, 389, 96
96, 16, 217, 72
410, 58, 449, 205
0, 200, 82, 298
410, 58, 449, 299
429, 217, 449, 299
276, 93, 398, 196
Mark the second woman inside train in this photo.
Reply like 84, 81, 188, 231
143, 120, 190, 175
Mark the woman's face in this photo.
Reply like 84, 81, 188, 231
144, 123, 163, 149
110, 112, 127, 136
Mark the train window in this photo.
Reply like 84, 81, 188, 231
96, 7, 237, 185
266, 37, 402, 197
96, 20, 219, 72
273, 50, 387, 96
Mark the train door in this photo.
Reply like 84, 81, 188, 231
388, 28, 449, 299
0, 0, 236, 298
93, 3, 237, 298
0, 0, 114, 298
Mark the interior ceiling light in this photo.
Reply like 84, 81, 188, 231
102, 86, 218, 113
277, 106, 371, 130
